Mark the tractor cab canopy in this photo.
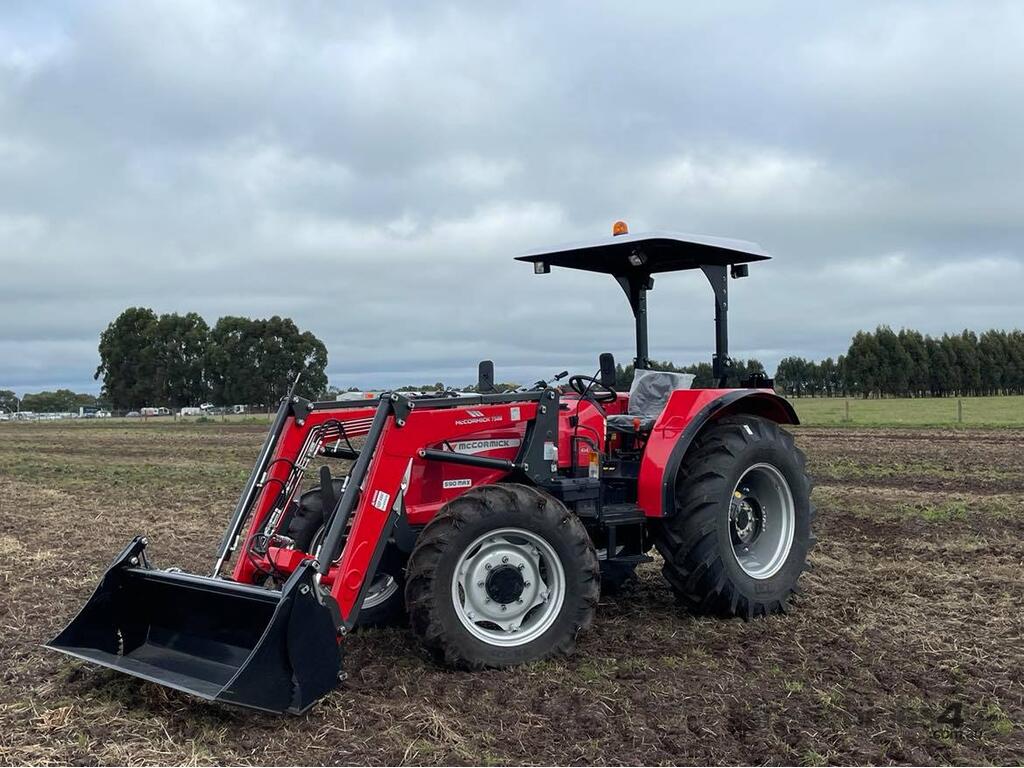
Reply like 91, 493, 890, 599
517, 228, 771, 386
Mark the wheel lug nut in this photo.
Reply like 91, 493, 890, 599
517, 564, 524, 570
524, 581, 531, 587
516, 598, 523, 604
500, 604, 507, 612
502, 556, 509, 564
477, 581, 484, 588
485, 564, 492, 570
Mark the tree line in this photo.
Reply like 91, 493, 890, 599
774, 327, 1024, 398
0, 389, 101, 413
7, 321, 1022, 413
614, 358, 767, 389
94, 308, 328, 409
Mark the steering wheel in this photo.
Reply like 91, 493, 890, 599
568, 375, 617, 404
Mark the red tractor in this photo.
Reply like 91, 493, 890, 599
49, 225, 814, 713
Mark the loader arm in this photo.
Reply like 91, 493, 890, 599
233, 393, 548, 625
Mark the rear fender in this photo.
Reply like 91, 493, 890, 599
636, 389, 798, 518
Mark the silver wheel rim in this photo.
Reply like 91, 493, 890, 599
363, 573, 399, 609
729, 463, 795, 580
311, 527, 399, 610
451, 527, 565, 647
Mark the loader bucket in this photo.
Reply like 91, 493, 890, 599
46, 538, 342, 714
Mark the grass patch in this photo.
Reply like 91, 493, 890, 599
813, 486, 1020, 524
792, 395, 1024, 428
909, 500, 970, 523
801, 749, 828, 766
981, 702, 1015, 736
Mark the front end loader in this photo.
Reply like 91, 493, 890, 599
49, 224, 814, 713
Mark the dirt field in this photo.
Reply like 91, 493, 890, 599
0, 422, 1021, 765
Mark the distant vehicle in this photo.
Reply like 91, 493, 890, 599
125, 411, 141, 418
335, 391, 381, 401
179, 407, 205, 417
140, 407, 172, 417
200, 403, 215, 412
232, 405, 248, 414
79, 406, 101, 418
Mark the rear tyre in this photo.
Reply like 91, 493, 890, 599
292, 483, 407, 627
654, 415, 814, 618
405, 483, 600, 668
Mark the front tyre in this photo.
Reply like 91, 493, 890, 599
405, 484, 599, 668
654, 415, 814, 618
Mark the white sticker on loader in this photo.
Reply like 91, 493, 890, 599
443, 478, 473, 489
510, 407, 520, 420
371, 489, 391, 511
450, 438, 521, 455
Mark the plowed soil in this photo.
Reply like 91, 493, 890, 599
0, 423, 1021, 765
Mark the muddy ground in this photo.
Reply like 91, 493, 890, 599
0, 423, 1021, 765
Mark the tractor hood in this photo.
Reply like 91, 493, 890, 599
515, 230, 770, 277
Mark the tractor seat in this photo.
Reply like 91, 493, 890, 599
607, 369, 695, 434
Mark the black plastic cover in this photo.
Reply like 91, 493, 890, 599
516, 231, 770, 277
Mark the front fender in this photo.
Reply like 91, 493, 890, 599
636, 389, 798, 518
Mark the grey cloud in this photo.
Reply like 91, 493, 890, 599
2, 1, 1023, 395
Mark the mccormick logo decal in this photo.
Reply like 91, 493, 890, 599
451, 438, 521, 455
454, 408, 504, 426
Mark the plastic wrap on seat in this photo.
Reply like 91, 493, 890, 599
607, 369, 695, 432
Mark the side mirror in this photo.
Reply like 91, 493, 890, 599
478, 360, 495, 393
599, 352, 617, 388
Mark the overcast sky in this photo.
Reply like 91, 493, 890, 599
3, 2, 1023, 395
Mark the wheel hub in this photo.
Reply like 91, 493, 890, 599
728, 464, 796, 580
485, 564, 526, 604
731, 492, 763, 546
451, 528, 565, 646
